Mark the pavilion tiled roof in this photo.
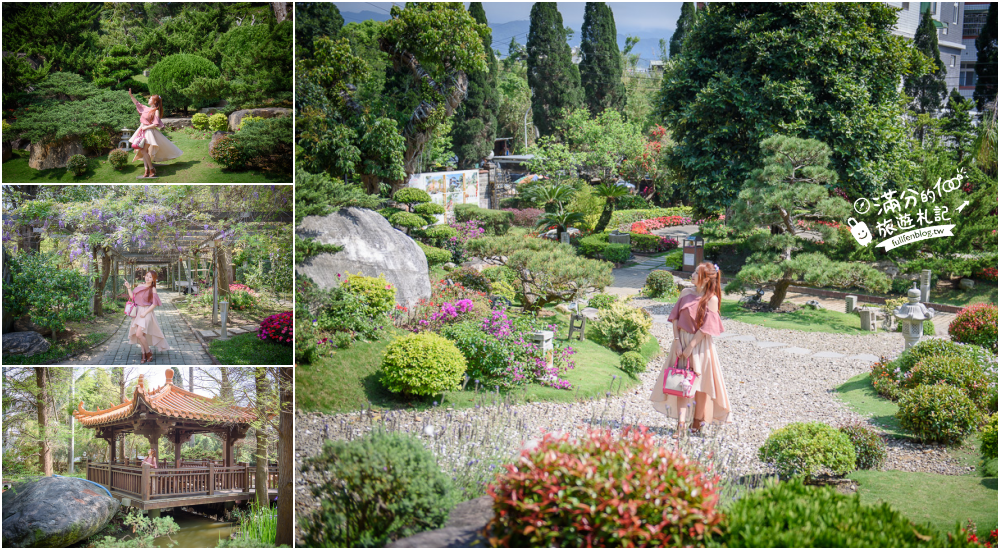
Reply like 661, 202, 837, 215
74, 369, 257, 427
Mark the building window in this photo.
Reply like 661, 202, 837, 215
961, 71, 977, 87
964, 10, 988, 37
942, 26, 948, 35
951, 55, 956, 67
902, 2, 909, 9
953, 3, 959, 23
930, 2, 937, 15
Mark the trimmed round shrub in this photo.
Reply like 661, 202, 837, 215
896, 384, 981, 445
904, 354, 992, 411
893, 338, 991, 374
108, 148, 129, 170
67, 154, 88, 176
949, 303, 998, 353
148, 53, 221, 113
393, 187, 431, 206
208, 113, 229, 132
238, 114, 264, 130
380, 333, 466, 396
341, 273, 396, 319
191, 112, 210, 130
982, 413, 998, 460
603, 242, 631, 263
449, 266, 491, 294
587, 293, 618, 310
389, 211, 427, 230
210, 134, 243, 168
758, 422, 856, 478
718, 477, 964, 548
870, 358, 905, 401
302, 429, 455, 547
258, 311, 292, 346
440, 321, 523, 390
838, 423, 887, 471
591, 301, 652, 352
619, 351, 646, 375
417, 242, 451, 266
486, 428, 723, 548
422, 224, 458, 241
414, 202, 445, 217
643, 270, 676, 298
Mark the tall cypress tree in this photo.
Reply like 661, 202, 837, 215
904, 8, 947, 114
451, 2, 500, 169
527, 2, 583, 137
669, 2, 696, 58
579, 2, 626, 116
973, 2, 997, 112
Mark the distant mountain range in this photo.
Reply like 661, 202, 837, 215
339, 10, 674, 69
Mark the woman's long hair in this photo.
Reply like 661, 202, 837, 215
694, 262, 722, 329
138, 271, 157, 303
150, 94, 163, 119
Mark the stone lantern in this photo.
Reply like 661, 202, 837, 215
893, 284, 935, 350
118, 128, 133, 150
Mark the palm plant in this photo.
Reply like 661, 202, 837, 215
536, 210, 586, 241
526, 183, 576, 213
593, 182, 630, 232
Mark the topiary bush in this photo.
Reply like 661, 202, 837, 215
904, 355, 993, 412
643, 270, 676, 298
393, 187, 432, 209
388, 211, 427, 231
590, 301, 652, 353
380, 333, 467, 396
66, 154, 88, 176
758, 422, 856, 478
341, 273, 396, 319
209, 113, 229, 132
603, 242, 631, 263
192, 112, 210, 130
421, 224, 458, 241
619, 351, 646, 375
238, 114, 265, 130
893, 338, 993, 374
587, 293, 618, 310
417, 242, 451, 266
108, 148, 129, 170
301, 429, 455, 547
838, 423, 887, 471
148, 54, 222, 113
717, 477, 966, 548
949, 303, 998, 353
982, 413, 998, 461
896, 384, 981, 445
486, 427, 723, 548
210, 133, 243, 168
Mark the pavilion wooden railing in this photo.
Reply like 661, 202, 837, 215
87, 462, 279, 500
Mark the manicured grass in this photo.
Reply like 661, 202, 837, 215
834, 373, 909, 439
848, 470, 997, 535
3, 332, 109, 365
209, 332, 292, 365
2, 128, 289, 183
719, 299, 875, 334
296, 311, 661, 414
928, 284, 998, 307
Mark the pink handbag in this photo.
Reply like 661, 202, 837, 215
663, 358, 697, 398
125, 300, 137, 318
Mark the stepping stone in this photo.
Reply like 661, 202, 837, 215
811, 351, 845, 359
782, 347, 812, 355
754, 341, 789, 348
847, 353, 881, 363
724, 334, 757, 342
198, 329, 219, 338
714, 332, 736, 340
650, 314, 671, 325
229, 327, 248, 335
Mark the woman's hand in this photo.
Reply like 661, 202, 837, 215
671, 339, 683, 358
123, 280, 131, 289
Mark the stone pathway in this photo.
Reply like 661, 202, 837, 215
56, 290, 214, 365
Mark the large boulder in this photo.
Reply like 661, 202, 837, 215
2, 476, 120, 548
2, 331, 50, 357
28, 135, 83, 170
297, 207, 431, 309
161, 117, 192, 130
387, 496, 492, 548
13, 315, 52, 337
228, 108, 292, 131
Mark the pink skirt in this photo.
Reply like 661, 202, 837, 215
129, 128, 183, 162
649, 330, 732, 424
128, 307, 169, 351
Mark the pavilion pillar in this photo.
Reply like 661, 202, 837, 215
174, 431, 182, 469
224, 433, 233, 468
108, 431, 116, 464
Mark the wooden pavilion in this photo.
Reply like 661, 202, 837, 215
75, 369, 276, 510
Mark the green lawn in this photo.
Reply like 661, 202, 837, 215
928, 284, 998, 307
719, 299, 875, 334
296, 311, 661, 414
849, 470, 997, 535
2, 128, 289, 183
835, 373, 910, 439
209, 332, 292, 365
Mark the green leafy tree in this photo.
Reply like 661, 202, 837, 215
4, 251, 92, 341
527, 2, 583, 137
496, 60, 533, 152
940, 89, 976, 162
973, 2, 998, 113
148, 53, 222, 114
214, 19, 294, 109
669, 3, 696, 58
93, 3, 149, 92
904, 7, 948, 145
658, 3, 923, 214
450, 2, 500, 169
724, 135, 890, 307
592, 182, 631, 233
579, 2, 626, 116
562, 108, 645, 183
295, 2, 344, 59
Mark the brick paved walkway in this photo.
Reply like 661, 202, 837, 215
57, 290, 214, 365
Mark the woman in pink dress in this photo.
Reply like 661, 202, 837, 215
127, 89, 183, 178
650, 261, 732, 437
123, 271, 169, 363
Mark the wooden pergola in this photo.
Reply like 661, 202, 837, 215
74, 369, 276, 510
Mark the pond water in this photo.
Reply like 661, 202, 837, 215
152, 509, 235, 548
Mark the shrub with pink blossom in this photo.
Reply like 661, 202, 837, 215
949, 303, 998, 353
503, 208, 545, 228
259, 311, 292, 346
630, 215, 693, 235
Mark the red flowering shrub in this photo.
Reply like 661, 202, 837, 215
486, 427, 722, 547
631, 215, 693, 235
503, 208, 545, 228
949, 303, 998, 353
259, 311, 292, 346
977, 267, 998, 282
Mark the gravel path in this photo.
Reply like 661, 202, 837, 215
294, 297, 972, 541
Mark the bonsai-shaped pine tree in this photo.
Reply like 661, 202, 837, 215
725, 135, 890, 308
388, 187, 446, 234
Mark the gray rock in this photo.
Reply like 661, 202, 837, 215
297, 207, 431, 309
2, 331, 50, 357
13, 315, 52, 337
442, 262, 457, 271
228, 108, 292, 132
960, 278, 975, 290
2, 141, 11, 163
161, 117, 193, 130
2, 476, 120, 548
28, 135, 83, 170
387, 496, 492, 548
581, 307, 601, 321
